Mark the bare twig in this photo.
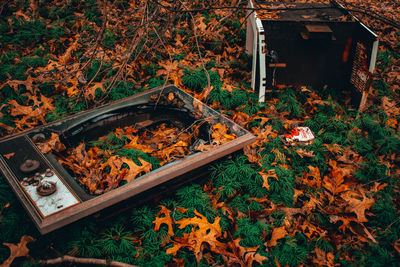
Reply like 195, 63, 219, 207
210, 0, 243, 32
39, 255, 138, 267
151, 0, 400, 28
152, 25, 174, 108
98, 2, 153, 104
176, 0, 211, 91
80, 0, 109, 71
169, 115, 216, 145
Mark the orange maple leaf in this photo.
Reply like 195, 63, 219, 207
153, 205, 175, 236
35, 133, 66, 154
121, 157, 152, 183
1, 235, 36, 267
301, 166, 322, 188
267, 226, 287, 247
258, 169, 278, 190
167, 210, 225, 262
341, 188, 375, 223
217, 238, 268, 267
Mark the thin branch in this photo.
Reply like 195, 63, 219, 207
177, 0, 211, 91
80, 0, 109, 71
151, 0, 400, 28
39, 255, 138, 267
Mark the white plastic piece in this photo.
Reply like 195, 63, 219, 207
285, 127, 315, 143
21, 172, 80, 218
246, 0, 267, 102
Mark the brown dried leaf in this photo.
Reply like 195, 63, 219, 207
123, 135, 154, 153
301, 166, 322, 188
220, 238, 267, 267
295, 148, 315, 158
3, 153, 15, 159
382, 96, 400, 117
341, 189, 375, 223
35, 133, 66, 154
258, 169, 278, 190
323, 160, 349, 202
267, 226, 287, 247
395, 239, 400, 254
1, 235, 36, 267
312, 247, 335, 267
85, 82, 104, 100
121, 157, 152, 183
153, 205, 174, 236
167, 210, 225, 262
211, 123, 236, 145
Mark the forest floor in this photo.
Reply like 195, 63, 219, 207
0, 0, 400, 266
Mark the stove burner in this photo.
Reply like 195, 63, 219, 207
20, 159, 40, 173
36, 181, 57, 196
45, 168, 54, 177
0, 85, 255, 234
32, 133, 46, 142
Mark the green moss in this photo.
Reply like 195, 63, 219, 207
234, 217, 268, 247
276, 88, 304, 118
102, 31, 119, 48
109, 81, 137, 101
272, 236, 309, 267
182, 68, 222, 93
84, 0, 102, 26
117, 148, 160, 169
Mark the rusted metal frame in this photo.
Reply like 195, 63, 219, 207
39, 134, 255, 234
0, 85, 256, 234
331, 0, 379, 111
246, 0, 267, 103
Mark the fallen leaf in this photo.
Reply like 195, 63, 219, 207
167, 210, 225, 263
121, 157, 152, 183
313, 247, 335, 267
35, 133, 66, 154
341, 189, 374, 222
3, 153, 15, 159
301, 166, 322, 188
85, 82, 104, 100
211, 123, 236, 145
1, 235, 36, 267
258, 169, 279, 190
295, 148, 315, 158
218, 238, 267, 267
300, 221, 326, 240
267, 226, 287, 247
153, 205, 175, 236
395, 239, 400, 254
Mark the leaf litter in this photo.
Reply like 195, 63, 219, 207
0, 0, 400, 266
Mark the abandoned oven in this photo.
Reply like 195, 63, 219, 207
246, 0, 379, 109
0, 85, 255, 234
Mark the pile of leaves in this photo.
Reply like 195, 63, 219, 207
0, 0, 400, 266
57, 120, 235, 195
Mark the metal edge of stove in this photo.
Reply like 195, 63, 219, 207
246, 0, 379, 110
0, 85, 256, 234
